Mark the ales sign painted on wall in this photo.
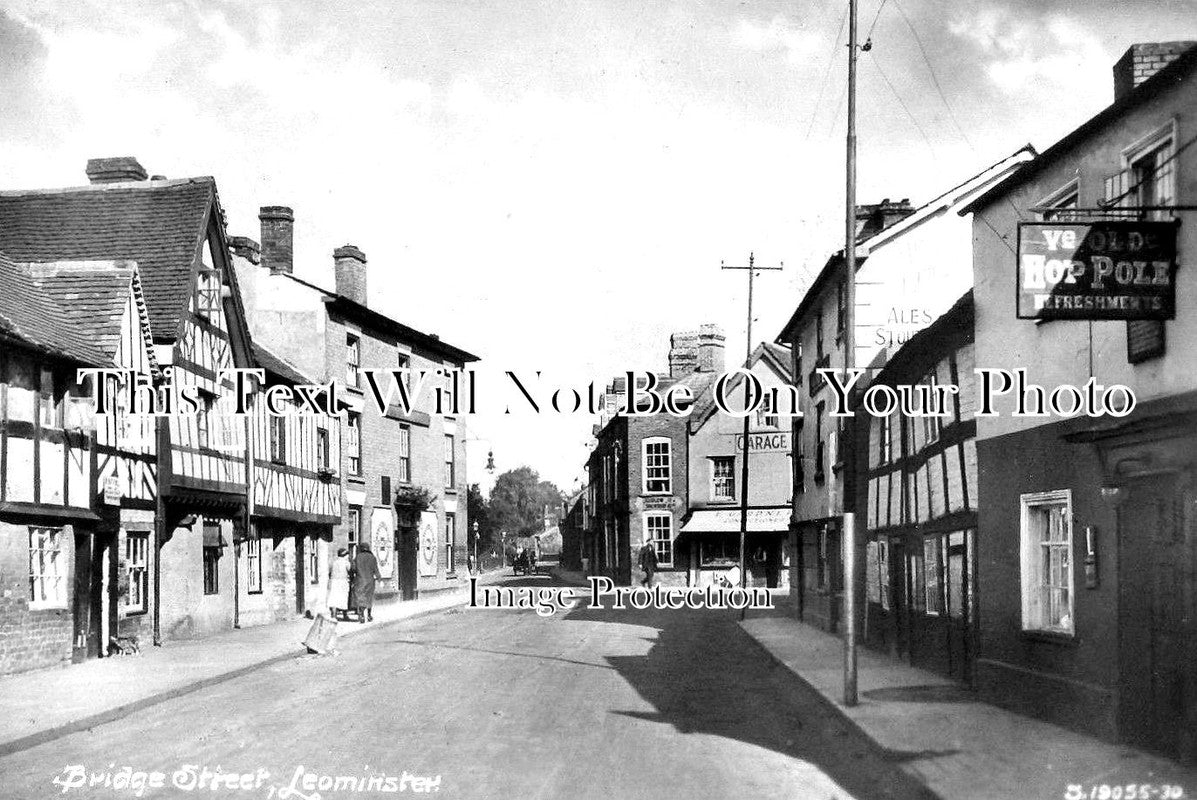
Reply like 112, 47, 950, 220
1016, 221, 1177, 320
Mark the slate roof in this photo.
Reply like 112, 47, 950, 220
0, 178, 215, 341
0, 251, 149, 368
252, 341, 313, 386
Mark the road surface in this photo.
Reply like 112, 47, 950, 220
0, 575, 935, 800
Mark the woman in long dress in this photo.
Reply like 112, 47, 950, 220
327, 548, 351, 621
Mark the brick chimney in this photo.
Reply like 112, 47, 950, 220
334, 245, 368, 305
258, 206, 294, 275
855, 198, 915, 241
1113, 42, 1196, 99
669, 324, 725, 378
228, 236, 261, 265
696, 323, 726, 374
86, 157, 148, 184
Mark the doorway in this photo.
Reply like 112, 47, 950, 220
396, 525, 418, 601
72, 531, 114, 662
1118, 473, 1196, 763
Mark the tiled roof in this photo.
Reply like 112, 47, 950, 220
0, 178, 214, 341
0, 251, 140, 366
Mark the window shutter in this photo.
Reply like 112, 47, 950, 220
381, 476, 392, 505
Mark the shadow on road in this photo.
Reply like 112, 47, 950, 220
559, 599, 945, 800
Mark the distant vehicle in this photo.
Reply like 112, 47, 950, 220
513, 549, 534, 576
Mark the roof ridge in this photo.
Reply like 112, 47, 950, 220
0, 176, 215, 197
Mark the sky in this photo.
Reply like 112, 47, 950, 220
1, 0, 1194, 493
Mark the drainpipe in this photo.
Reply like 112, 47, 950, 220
153, 416, 168, 647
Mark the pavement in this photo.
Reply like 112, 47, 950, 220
741, 605, 1197, 800
0, 569, 507, 757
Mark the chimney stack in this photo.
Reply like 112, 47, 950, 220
86, 157, 148, 184
696, 323, 726, 374
228, 236, 261, 265
334, 245, 368, 305
669, 324, 725, 378
1113, 42, 1195, 99
258, 206, 294, 275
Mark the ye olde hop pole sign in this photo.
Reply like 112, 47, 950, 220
1016, 220, 1178, 320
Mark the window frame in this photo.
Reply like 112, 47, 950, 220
710, 455, 736, 502
642, 437, 672, 495
1019, 489, 1075, 636
28, 526, 67, 609
269, 414, 287, 464
347, 506, 362, 556
308, 536, 320, 585
346, 411, 362, 476
1122, 119, 1178, 221
202, 534, 221, 596
444, 433, 456, 490
1036, 177, 1080, 222
316, 426, 331, 471
345, 334, 361, 389
398, 424, 412, 483
246, 537, 263, 594
643, 512, 673, 568
444, 512, 456, 576
123, 531, 149, 615
195, 267, 223, 319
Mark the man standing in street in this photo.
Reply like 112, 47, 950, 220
638, 539, 658, 588
352, 543, 383, 623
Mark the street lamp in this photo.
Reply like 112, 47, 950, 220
472, 520, 480, 574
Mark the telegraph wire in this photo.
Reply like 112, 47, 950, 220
805, 7, 850, 141
867, 50, 937, 157
890, 0, 976, 154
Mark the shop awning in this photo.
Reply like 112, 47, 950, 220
680, 507, 791, 534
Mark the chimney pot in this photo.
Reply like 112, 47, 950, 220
334, 244, 368, 305
86, 157, 148, 184
258, 206, 294, 275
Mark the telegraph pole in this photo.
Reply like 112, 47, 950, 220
721, 253, 782, 620
842, 0, 860, 707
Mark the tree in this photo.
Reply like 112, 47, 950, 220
487, 466, 563, 545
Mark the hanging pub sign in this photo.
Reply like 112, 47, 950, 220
1016, 220, 1178, 320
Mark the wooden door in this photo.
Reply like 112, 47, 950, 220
1119, 474, 1197, 762
294, 534, 306, 615
396, 526, 418, 601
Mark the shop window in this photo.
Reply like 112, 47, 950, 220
878, 539, 890, 612
347, 506, 361, 556
28, 527, 66, 608
1020, 490, 1074, 635
644, 512, 673, 567
947, 531, 966, 620
202, 524, 222, 595
817, 527, 838, 590
643, 438, 671, 494
246, 538, 262, 594
710, 456, 735, 502
700, 536, 738, 566
909, 551, 926, 612
124, 532, 149, 614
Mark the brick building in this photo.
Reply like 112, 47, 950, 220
587, 327, 722, 585
232, 207, 479, 602
960, 42, 1197, 758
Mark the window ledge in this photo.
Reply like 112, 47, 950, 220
1020, 629, 1078, 647
27, 602, 67, 612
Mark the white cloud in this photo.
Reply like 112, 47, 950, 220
734, 16, 818, 65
